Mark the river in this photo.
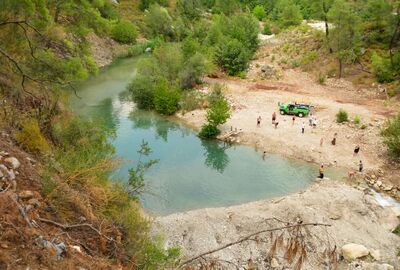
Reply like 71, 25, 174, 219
71, 57, 342, 215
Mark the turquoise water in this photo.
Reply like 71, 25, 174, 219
72, 58, 338, 215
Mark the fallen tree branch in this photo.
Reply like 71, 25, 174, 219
176, 222, 331, 269
37, 217, 115, 243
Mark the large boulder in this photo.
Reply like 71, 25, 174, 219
341, 243, 369, 261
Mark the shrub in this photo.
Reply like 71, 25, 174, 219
317, 73, 326, 85
144, 4, 174, 39
128, 75, 156, 109
199, 124, 220, 138
381, 112, 400, 158
336, 109, 348, 123
215, 38, 250, 75
180, 90, 204, 112
16, 119, 51, 155
276, 0, 303, 28
111, 20, 138, 44
253, 5, 266, 21
387, 88, 397, 98
179, 53, 211, 89
263, 23, 272, 35
154, 81, 181, 115
353, 115, 361, 125
208, 83, 224, 106
371, 52, 394, 83
360, 124, 367, 129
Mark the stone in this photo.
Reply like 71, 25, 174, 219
28, 198, 41, 208
1, 243, 8, 249
0, 170, 3, 179
19, 190, 34, 200
376, 180, 382, 187
7, 169, 15, 180
364, 263, 394, 270
382, 185, 393, 191
270, 258, 279, 268
4, 157, 21, 169
260, 64, 275, 78
341, 243, 369, 261
371, 175, 376, 180
370, 249, 381, 261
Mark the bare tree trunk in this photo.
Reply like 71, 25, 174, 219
323, 2, 333, 53
339, 58, 343, 78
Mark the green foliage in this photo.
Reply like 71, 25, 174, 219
128, 75, 157, 110
215, 38, 250, 75
111, 20, 138, 44
154, 81, 181, 115
212, 0, 239, 15
180, 90, 205, 112
336, 109, 349, 123
180, 53, 212, 89
127, 140, 158, 199
199, 124, 220, 138
371, 52, 394, 83
275, 0, 303, 28
121, 38, 164, 58
328, 0, 361, 76
177, 0, 202, 20
253, 5, 266, 21
199, 94, 230, 138
353, 115, 361, 125
139, 0, 169, 11
317, 73, 326, 84
144, 4, 174, 39
381, 112, 400, 158
208, 83, 224, 105
393, 224, 400, 236
263, 23, 272, 35
16, 119, 51, 155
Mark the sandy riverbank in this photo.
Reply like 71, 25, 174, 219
154, 180, 400, 269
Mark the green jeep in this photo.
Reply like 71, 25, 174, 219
279, 103, 310, 117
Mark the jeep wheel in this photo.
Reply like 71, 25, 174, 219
279, 110, 285, 115
298, 112, 304, 118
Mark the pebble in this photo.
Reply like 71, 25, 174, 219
19, 190, 34, 199
4, 157, 21, 170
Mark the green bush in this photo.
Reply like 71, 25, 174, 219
111, 20, 138, 44
371, 52, 394, 83
263, 23, 272, 35
253, 5, 266, 21
381, 112, 400, 158
154, 81, 181, 115
276, 0, 303, 28
179, 53, 211, 89
353, 115, 361, 125
199, 124, 220, 138
215, 38, 250, 75
180, 90, 204, 112
317, 73, 326, 85
387, 88, 397, 98
336, 109, 349, 123
16, 119, 51, 155
128, 75, 156, 110
144, 4, 174, 39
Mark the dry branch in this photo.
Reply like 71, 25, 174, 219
9, 194, 32, 228
37, 217, 115, 243
176, 222, 331, 269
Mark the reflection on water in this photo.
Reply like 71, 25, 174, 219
71, 57, 344, 215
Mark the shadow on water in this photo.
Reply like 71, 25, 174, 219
202, 140, 230, 173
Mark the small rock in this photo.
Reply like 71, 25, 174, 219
25, 204, 33, 213
71, 245, 82, 253
1, 243, 8, 249
28, 198, 41, 208
370, 249, 381, 261
341, 243, 369, 261
19, 190, 34, 199
382, 185, 393, 191
4, 157, 21, 169
271, 258, 279, 268
376, 180, 382, 187
8, 169, 15, 180
371, 175, 376, 180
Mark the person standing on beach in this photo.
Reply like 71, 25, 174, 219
257, 116, 261, 127
331, 133, 337, 145
354, 145, 360, 156
319, 164, 324, 179
274, 121, 279, 129
359, 160, 363, 172
272, 112, 276, 124
301, 122, 305, 134
292, 115, 296, 125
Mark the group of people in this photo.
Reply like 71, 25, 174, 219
256, 110, 364, 180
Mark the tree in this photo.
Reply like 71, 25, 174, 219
328, 0, 361, 78
253, 5, 266, 21
363, 0, 392, 44
111, 20, 138, 44
199, 95, 230, 138
276, 0, 303, 28
144, 4, 174, 39
177, 0, 202, 21
310, 0, 334, 51
381, 112, 400, 158
214, 38, 250, 75
154, 81, 181, 115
